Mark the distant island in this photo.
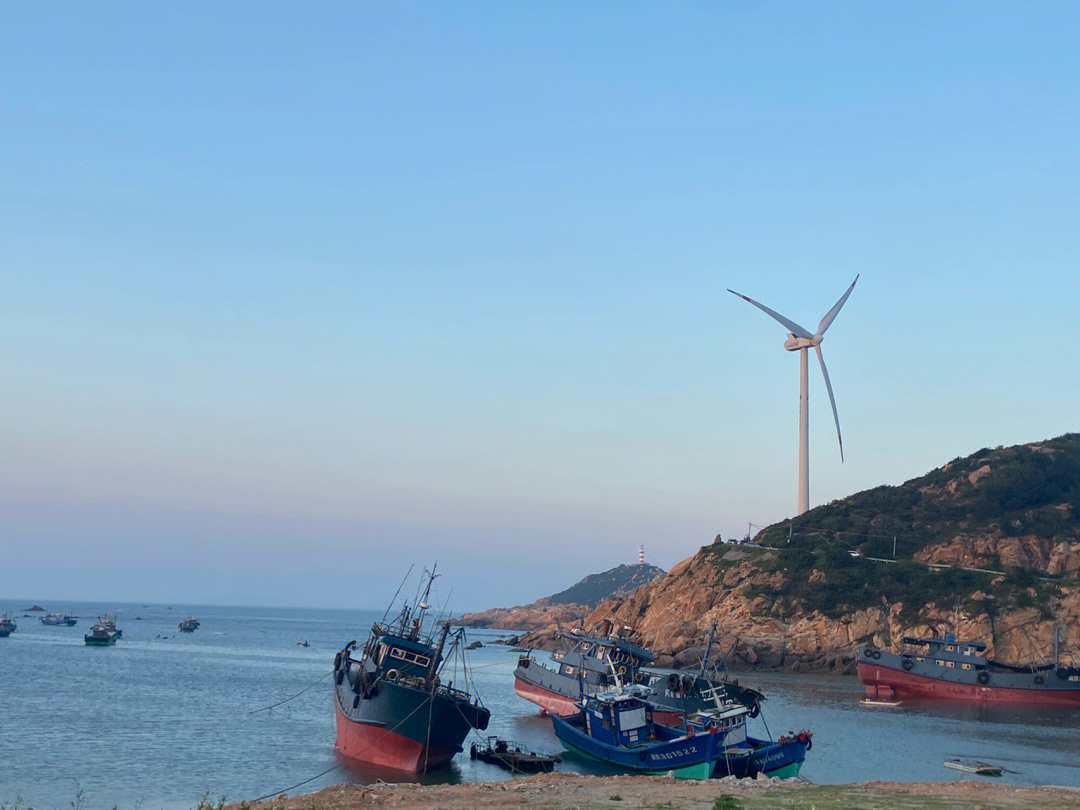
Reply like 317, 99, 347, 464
459, 562, 666, 636
465, 433, 1080, 672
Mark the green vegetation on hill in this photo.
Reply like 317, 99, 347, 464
706, 434, 1080, 620
547, 563, 666, 608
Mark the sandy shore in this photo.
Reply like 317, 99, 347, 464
233, 772, 1080, 810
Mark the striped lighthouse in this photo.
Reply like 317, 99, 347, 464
638, 544, 645, 565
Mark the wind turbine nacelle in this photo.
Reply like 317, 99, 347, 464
784, 334, 818, 351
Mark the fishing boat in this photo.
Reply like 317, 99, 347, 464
859, 629, 1080, 706
0, 612, 16, 637
41, 611, 77, 627
84, 614, 120, 646
551, 684, 731, 780
515, 625, 762, 726
469, 737, 561, 773
332, 566, 491, 772
178, 615, 200, 632
683, 685, 812, 779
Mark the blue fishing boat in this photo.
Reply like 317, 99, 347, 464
551, 685, 733, 780
684, 687, 812, 780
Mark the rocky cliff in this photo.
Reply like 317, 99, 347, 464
469, 434, 1080, 672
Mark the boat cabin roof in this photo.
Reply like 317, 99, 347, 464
377, 633, 437, 657
902, 635, 986, 653
566, 632, 654, 663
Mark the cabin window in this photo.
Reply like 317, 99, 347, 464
916, 656, 924, 662
388, 648, 432, 667
946, 661, 955, 668
564, 666, 574, 675
962, 663, 971, 670
936, 660, 944, 666
946, 645, 954, 652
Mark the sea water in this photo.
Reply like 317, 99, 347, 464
2, 600, 1079, 809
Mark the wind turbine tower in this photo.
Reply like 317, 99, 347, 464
728, 277, 858, 516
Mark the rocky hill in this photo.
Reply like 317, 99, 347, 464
474, 434, 1080, 671
459, 563, 665, 631
547, 563, 666, 607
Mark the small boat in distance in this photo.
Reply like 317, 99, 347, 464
0, 612, 16, 637
332, 565, 491, 772
178, 615, 200, 632
85, 613, 120, 646
469, 737, 561, 773
41, 611, 78, 627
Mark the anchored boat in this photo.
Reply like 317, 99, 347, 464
469, 737, 561, 773
332, 566, 490, 772
84, 613, 121, 646
552, 684, 731, 780
41, 612, 77, 627
0, 612, 16, 637
515, 625, 761, 727
682, 685, 812, 779
859, 630, 1080, 706
178, 615, 200, 632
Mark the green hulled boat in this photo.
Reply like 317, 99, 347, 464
85, 613, 120, 646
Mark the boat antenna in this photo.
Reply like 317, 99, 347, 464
381, 564, 415, 623
410, 563, 439, 639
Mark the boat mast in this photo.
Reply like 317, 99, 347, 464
699, 624, 717, 679
428, 622, 451, 683
410, 564, 438, 640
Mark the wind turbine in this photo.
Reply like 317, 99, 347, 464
728, 276, 858, 516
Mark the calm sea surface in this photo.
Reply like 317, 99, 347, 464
3, 600, 1080, 809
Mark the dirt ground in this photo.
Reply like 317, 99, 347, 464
233, 772, 1080, 810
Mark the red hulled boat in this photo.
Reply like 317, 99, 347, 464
859, 632, 1080, 706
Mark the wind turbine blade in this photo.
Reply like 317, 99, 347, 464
727, 289, 813, 339
816, 275, 859, 337
814, 344, 844, 462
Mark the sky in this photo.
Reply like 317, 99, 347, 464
3, 2, 1080, 610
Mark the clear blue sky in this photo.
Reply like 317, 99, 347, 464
3, 2, 1079, 609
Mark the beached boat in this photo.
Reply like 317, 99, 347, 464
41, 612, 77, 627
944, 759, 1003, 776
85, 614, 120, 646
469, 737, 561, 773
0, 612, 16, 637
551, 684, 731, 780
515, 626, 761, 726
859, 631, 1080, 706
178, 615, 200, 632
682, 685, 812, 779
332, 566, 491, 772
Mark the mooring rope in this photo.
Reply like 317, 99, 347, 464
248, 691, 433, 802
247, 670, 331, 714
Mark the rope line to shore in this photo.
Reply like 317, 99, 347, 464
249, 687, 433, 802
248, 670, 331, 714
